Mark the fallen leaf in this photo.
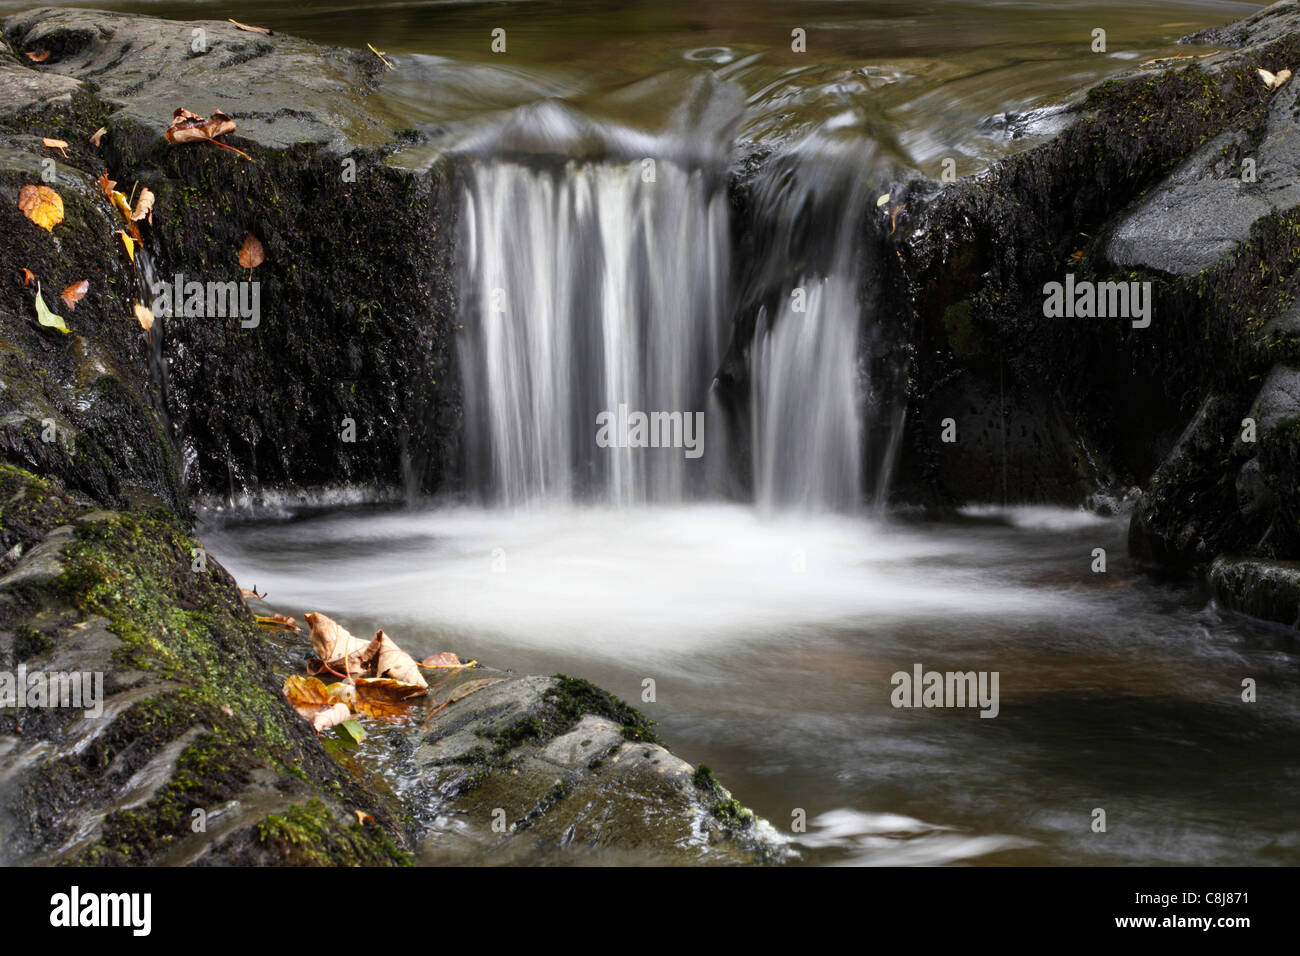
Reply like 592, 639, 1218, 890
256, 613, 300, 632
444, 677, 506, 704
164, 107, 252, 161
25, 50, 50, 63
20, 268, 35, 287
1258, 67, 1292, 90
17, 184, 64, 232
133, 301, 154, 331
419, 652, 464, 669
130, 188, 155, 223
116, 230, 136, 263
354, 810, 375, 826
96, 170, 116, 198
284, 674, 352, 732
239, 585, 267, 600
90, 127, 107, 148
876, 192, 890, 207
371, 630, 428, 691
41, 137, 68, 158
33, 284, 68, 334
333, 719, 366, 744
228, 18, 272, 35
238, 233, 265, 270
352, 678, 423, 719
59, 279, 89, 310
305, 611, 375, 676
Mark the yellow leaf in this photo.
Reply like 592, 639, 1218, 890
17, 184, 63, 232
116, 230, 136, 262
133, 301, 154, 331
33, 283, 68, 333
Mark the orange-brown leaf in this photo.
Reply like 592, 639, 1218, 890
25, 49, 50, 63
20, 268, 35, 287
238, 233, 265, 270
419, 651, 464, 669
256, 613, 301, 633
59, 279, 89, 310
17, 185, 64, 232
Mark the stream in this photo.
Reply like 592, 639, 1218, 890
18, 0, 1296, 865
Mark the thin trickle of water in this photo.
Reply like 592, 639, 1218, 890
745, 144, 873, 512
458, 158, 730, 506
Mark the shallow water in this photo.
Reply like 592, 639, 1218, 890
3, 0, 1264, 171
203, 503, 1300, 866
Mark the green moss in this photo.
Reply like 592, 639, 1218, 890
256, 798, 411, 867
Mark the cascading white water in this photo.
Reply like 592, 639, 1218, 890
458, 158, 731, 506
746, 145, 872, 512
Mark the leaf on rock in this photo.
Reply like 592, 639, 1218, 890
131, 188, 155, 223
305, 611, 375, 675
18, 184, 64, 232
116, 230, 136, 262
444, 677, 506, 704
164, 107, 252, 160
1258, 67, 1292, 90
33, 285, 68, 334
238, 233, 265, 270
419, 651, 467, 669
90, 127, 107, 148
371, 630, 428, 691
133, 302, 154, 331
239, 585, 267, 600
256, 613, 301, 632
20, 268, 35, 287
284, 675, 352, 733
354, 810, 375, 826
25, 49, 50, 63
229, 18, 272, 34
60, 279, 89, 311
41, 137, 68, 158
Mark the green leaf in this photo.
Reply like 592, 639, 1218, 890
333, 719, 366, 744
34, 286, 68, 334
876, 193, 890, 207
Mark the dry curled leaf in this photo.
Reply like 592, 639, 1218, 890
305, 611, 374, 675
131, 188, 155, 223
283, 675, 352, 732
25, 49, 50, 63
89, 127, 107, 148
228, 18, 271, 35
238, 233, 265, 270
133, 301, 154, 331
239, 585, 267, 600
1258, 67, 1292, 90
419, 651, 466, 669
60, 279, 89, 311
352, 677, 424, 719
41, 137, 68, 158
371, 630, 428, 691
20, 268, 35, 287
18, 184, 64, 232
354, 810, 374, 826
164, 107, 252, 160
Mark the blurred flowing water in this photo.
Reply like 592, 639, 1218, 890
28, 0, 1296, 864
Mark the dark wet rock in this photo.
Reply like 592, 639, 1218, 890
0, 7, 461, 502
409, 671, 780, 864
1209, 555, 1300, 628
1104, 79, 1300, 276
0, 465, 411, 865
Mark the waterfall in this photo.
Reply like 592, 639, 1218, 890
744, 144, 872, 513
457, 158, 731, 506
456, 138, 876, 511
